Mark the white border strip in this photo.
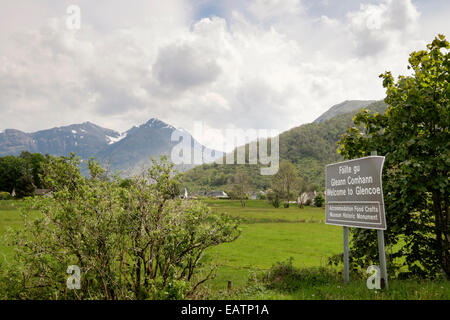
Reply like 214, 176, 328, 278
326, 203, 382, 225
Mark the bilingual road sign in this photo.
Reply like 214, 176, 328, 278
325, 156, 386, 230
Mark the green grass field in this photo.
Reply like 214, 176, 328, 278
200, 200, 449, 299
0, 199, 449, 300
0, 200, 30, 261
201, 200, 341, 291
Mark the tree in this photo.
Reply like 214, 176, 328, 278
266, 189, 280, 208
271, 160, 300, 208
1, 155, 241, 299
0, 153, 48, 197
313, 193, 325, 208
19, 151, 47, 189
0, 156, 26, 194
232, 170, 251, 207
14, 174, 35, 198
338, 35, 449, 279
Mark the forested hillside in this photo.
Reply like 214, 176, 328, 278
182, 100, 387, 191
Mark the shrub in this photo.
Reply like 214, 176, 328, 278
256, 192, 266, 200
1, 155, 241, 300
0, 191, 11, 200
266, 190, 280, 208
313, 193, 325, 207
261, 258, 339, 292
271, 194, 280, 208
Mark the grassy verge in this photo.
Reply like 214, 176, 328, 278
1, 199, 449, 300
209, 260, 450, 300
202, 199, 449, 300
0, 200, 33, 261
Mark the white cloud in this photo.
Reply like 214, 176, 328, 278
247, 0, 303, 21
346, 0, 420, 57
0, 0, 446, 152
153, 43, 222, 90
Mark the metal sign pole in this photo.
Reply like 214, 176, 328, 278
343, 226, 350, 283
377, 229, 388, 289
371, 151, 388, 290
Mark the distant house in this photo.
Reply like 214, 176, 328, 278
249, 191, 266, 200
35, 189, 52, 197
191, 191, 206, 199
298, 191, 317, 205
249, 192, 258, 200
206, 191, 229, 199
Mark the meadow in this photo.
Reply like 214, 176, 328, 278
202, 200, 340, 289
0, 199, 449, 300
200, 199, 449, 300
0, 200, 35, 261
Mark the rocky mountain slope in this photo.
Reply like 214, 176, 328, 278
0, 119, 223, 174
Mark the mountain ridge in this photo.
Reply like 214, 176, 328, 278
0, 118, 223, 174
314, 100, 377, 123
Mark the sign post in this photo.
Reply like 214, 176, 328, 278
325, 154, 388, 288
371, 151, 388, 290
343, 226, 349, 283
377, 227, 388, 289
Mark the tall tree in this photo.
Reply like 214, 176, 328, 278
232, 170, 251, 207
19, 151, 47, 189
0, 153, 48, 197
0, 156, 26, 194
338, 35, 449, 278
271, 160, 300, 208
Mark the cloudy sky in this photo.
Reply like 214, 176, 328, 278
0, 0, 449, 150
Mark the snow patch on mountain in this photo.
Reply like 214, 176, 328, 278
107, 132, 128, 145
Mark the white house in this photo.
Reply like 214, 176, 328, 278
298, 191, 317, 205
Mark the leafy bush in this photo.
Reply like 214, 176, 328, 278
0, 191, 11, 200
256, 192, 266, 200
313, 193, 325, 207
0, 154, 240, 300
260, 258, 339, 292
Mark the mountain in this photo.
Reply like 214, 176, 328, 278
94, 118, 223, 174
0, 119, 223, 174
94, 118, 175, 174
314, 100, 377, 123
0, 122, 120, 159
182, 100, 387, 191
